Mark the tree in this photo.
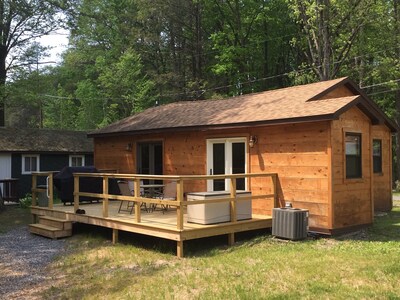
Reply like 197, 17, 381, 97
0, 0, 61, 126
288, 0, 375, 81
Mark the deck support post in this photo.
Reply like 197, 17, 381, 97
48, 173, 54, 209
177, 179, 184, 230
31, 174, 37, 206
177, 240, 184, 258
134, 178, 141, 223
102, 176, 109, 218
74, 175, 80, 212
228, 233, 235, 246
230, 178, 237, 222
112, 229, 119, 244
272, 174, 278, 208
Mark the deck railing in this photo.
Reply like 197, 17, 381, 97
31, 171, 57, 209
71, 172, 278, 229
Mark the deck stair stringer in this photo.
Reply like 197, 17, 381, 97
29, 215, 72, 239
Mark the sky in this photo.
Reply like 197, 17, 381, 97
38, 30, 69, 64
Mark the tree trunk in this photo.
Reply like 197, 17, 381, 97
394, 0, 400, 182
0, 44, 7, 127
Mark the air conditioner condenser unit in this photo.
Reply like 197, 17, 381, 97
272, 208, 309, 240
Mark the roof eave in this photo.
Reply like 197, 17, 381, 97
88, 114, 338, 138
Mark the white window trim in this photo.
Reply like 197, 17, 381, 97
22, 154, 40, 174
206, 137, 248, 191
69, 155, 85, 167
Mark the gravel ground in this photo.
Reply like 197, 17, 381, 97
0, 226, 66, 299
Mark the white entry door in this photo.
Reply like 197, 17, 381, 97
206, 138, 247, 191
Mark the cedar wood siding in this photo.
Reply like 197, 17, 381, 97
93, 123, 331, 229
372, 125, 392, 211
331, 107, 373, 230
249, 122, 330, 229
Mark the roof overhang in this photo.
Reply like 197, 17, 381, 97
88, 114, 342, 138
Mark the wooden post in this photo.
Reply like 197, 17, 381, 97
134, 178, 141, 223
229, 177, 237, 245
176, 178, 184, 230
74, 175, 79, 212
31, 174, 37, 207
272, 174, 278, 208
112, 229, 119, 244
103, 176, 109, 218
177, 240, 184, 258
230, 177, 237, 222
48, 173, 54, 209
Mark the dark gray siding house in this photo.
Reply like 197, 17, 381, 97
0, 128, 93, 199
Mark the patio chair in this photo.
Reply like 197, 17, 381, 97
118, 180, 151, 213
155, 181, 177, 213
117, 180, 135, 214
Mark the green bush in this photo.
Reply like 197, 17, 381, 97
19, 193, 32, 208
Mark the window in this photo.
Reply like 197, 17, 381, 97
22, 155, 40, 174
69, 155, 85, 167
373, 139, 382, 174
345, 133, 362, 179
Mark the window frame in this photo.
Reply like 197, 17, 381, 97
69, 155, 85, 167
345, 132, 362, 180
372, 139, 383, 174
21, 154, 40, 174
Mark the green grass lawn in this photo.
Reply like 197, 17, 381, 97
2, 204, 399, 299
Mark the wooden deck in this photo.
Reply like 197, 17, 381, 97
31, 201, 272, 256
30, 172, 277, 257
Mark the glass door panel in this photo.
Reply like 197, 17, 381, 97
213, 143, 226, 191
137, 142, 163, 184
232, 142, 245, 190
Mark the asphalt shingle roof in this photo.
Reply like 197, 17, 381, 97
0, 128, 93, 153
89, 77, 396, 136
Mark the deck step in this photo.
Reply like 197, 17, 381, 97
29, 223, 72, 239
38, 216, 72, 230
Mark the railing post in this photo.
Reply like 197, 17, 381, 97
31, 174, 37, 207
272, 174, 278, 208
74, 175, 79, 212
48, 173, 54, 209
230, 177, 237, 222
176, 178, 184, 230
134, 178, 141, 223
228, 177, 237, 246
103, 176, 109, 218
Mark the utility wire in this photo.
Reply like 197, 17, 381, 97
36, 46, 400, 101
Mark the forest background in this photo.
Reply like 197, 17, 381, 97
1, 0, 400, 177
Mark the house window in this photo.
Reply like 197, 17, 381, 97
345, 133, 362, 179
22, 155, 40, 174
69, 155, 85, 167
373, 139, 382, 174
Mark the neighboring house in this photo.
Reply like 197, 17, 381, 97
0, 128, 94, 198
88, 77, 397, 234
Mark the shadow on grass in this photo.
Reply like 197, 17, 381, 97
71, 223, 272, 257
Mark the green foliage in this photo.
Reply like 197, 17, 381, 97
19, 194, 33, 209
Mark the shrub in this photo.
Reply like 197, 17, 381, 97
19, 193, 32, 208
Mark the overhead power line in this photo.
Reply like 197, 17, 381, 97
34, 45, 400, 101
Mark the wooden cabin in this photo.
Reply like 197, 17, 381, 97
0, 128, 94, 199
88, 77, 397, 234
